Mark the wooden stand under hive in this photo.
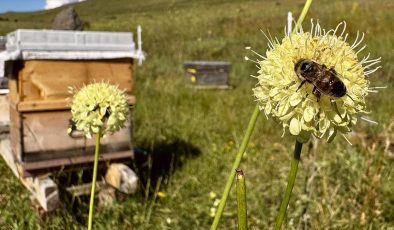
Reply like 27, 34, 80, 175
0, 29, 145, 212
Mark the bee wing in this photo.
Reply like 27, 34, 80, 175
328, 67, 344, 79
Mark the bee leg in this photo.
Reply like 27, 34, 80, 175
346, 94, 355, 101
312, 86, 321, 102
330, 98, 344, 120
296, 80, 307, 92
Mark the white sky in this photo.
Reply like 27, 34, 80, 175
45, 0, 86, 10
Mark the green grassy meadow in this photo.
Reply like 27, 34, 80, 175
0, 0, 393, 229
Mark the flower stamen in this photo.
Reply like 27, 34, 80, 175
361, 116, 378, 125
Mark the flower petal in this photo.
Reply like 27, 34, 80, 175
289, 117, 301, 135
289, 93, 303, 107
303, 106, 315, 122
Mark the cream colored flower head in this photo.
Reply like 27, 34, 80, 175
69, 82, 129, 138
249, 21, 381, 143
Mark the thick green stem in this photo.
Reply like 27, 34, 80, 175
88, 127, 102, 230
210, 105, 260, 230
270, 0, 312, 227
293, 0, 313, 33
274, 141, 303, 230
236, 169, 248, 230
272, 0, 312, 226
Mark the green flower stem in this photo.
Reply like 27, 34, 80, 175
210, 105, 260, 230
236, 169, 247, 230
88, 127, 102, 230
274, 141, 303, 230
273, 0, 312, 227
293, 0, 313, 33
211, 0, 313, 228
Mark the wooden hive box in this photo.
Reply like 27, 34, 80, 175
184, 60, 230, 89
0, 28, 145, 211
8, 59, 136, 177
0, 28, 145, 178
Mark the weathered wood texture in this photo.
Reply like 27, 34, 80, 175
0, 95, 9, 125
19, 59, 133, 100
6, 59, 135, 176
10, 101, 22, 162
0, 95, 9, 139
0, 58, 137, 212
66, 180, 106, 197
17, 95, 135, 112
22, 110, 132, 154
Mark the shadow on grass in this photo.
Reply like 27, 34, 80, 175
133, 138, 201, 195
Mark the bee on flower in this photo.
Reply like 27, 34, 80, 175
247, 20, 381, 143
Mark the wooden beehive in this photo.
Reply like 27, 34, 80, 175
184, 60, 230, 89
0, 29, 145, 178
0, 29, 145, 211
8, 59, 136, 177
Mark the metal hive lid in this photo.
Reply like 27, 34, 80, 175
0, 27, 145, 78
6, 29, 136, 52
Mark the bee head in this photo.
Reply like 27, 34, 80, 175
294, 59, 316, 80
295, 59, 314, 73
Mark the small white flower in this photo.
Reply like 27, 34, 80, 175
213, 198, 221, 207
210, 207, 217, 217
209, 191, 217, 200
166, 218, 172, 224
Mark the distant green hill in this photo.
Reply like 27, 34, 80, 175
0, 0, 259, 35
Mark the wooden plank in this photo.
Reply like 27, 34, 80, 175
9, 105, 22, 161
0, 139, 20, 176
17, 95, 136, 112
8, 79, 19, 105
86, 60, 133, 93
18, 99, 70, 111
66, 180, 106, 197
22, 150, 133, 173
19, 60, 133, 101
0, 95, 9, 137
66, 181, 118, 208
19, 62, 42, 101
0, 95, 9, 125
22, 110, 132, 154
22, 143, 131, 162
21, 176, 59, 212
22, 60, 88, 100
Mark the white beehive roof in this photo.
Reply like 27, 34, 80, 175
0, 28, 145, 77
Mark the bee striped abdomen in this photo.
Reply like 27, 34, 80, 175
330, 80, 347, 97
295, 59, 347, 100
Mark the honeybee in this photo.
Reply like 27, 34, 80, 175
294, 59, 347, 101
